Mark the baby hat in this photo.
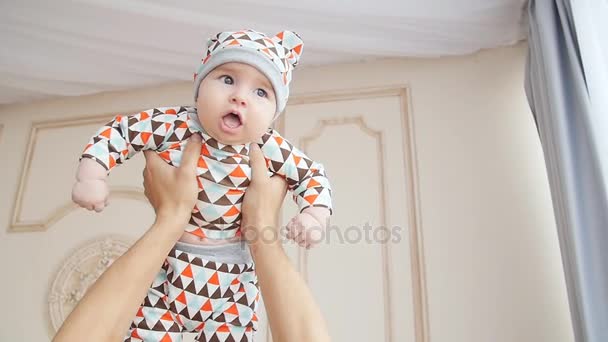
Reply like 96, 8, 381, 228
193, 29, 304, 116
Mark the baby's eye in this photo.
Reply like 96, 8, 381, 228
256, 88, 267, 98
221, 75, 234, 84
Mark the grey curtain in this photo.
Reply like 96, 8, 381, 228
525, 1, 608, 341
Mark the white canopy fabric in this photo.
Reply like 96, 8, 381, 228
0, 0, 528, 105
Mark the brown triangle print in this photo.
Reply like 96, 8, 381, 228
213, 195, 233, 206
191, 257, 204, 267
210, 287, 222, 299
152, 320, 166, 332
236, 294, 249, 306
177, 252, 190, 263
198, 284, 209, 297
137, 319, 150, 330
172, 276, 183, 289
185, 280, 197, 294
280, 147, 291, 161
153, 134, 164, 147
151, 119, 163, 132
215, 313, 226, 323
271, 160, 283, 171
297, 167, 308, 180
179, 306, 191, 319
191, 310, 204, 322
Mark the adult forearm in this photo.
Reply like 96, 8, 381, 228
250, 241, 331, 342
53, 217, 185, 342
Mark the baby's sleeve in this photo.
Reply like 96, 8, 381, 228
258, 129, 333, 214
80, 107, 181, 172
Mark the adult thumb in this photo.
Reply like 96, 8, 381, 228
180, 134, 202, 172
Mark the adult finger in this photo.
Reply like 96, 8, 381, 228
249, 144, 269, 185
143, 150, 162, 169
179, 134, 202, 173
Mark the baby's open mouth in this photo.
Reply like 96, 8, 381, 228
222, 112, 242, 128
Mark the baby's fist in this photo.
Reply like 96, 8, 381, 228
286, 212, 325, 249
72, 179, 109, 212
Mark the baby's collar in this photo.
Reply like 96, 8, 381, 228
186, 107, 250, 155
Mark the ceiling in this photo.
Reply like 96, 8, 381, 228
0, 0, 528, 106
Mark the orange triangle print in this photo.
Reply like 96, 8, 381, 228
304, 194, 318, 205
229, 39, 240, 46
159, 150, 171, 161
224, 206, 240, 217
293, 155, 302, 165
141, 132, 152, 144
274, 136, 284, 145
190, 228, 206, 239
161, 310, 173, 321
100, 128, 111, 139
293, 44, 303, 55
181, 264, 193, 278
198, 157, 207, 168
160, 333, 172, 342
136, 307, 144, 317
201, 144, 210, 156
139, 111, 150, 120
217, 323, 230, 332
208, 272, 219, 285
225, 303, 239, 315
230, 165, 247, 178
202, 299, 213, 312
109, 156, 116, 169
131, 329, 142, 339
276, 31, 284, 40
307, 179, 321, 188
176, 291, 187, 304
165, 108, 176, 115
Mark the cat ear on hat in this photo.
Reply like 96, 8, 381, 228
274, 30, 304, 68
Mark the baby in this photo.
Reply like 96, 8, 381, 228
71, 29, 333, 341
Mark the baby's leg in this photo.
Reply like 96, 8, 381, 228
124, 262, 184, 342
195, 264, 260, 342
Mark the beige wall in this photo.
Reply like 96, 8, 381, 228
0, 42, 574, 341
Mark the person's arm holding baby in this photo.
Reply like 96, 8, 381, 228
54, 134, 203, 342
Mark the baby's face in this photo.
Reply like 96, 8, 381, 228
196, 62, 277, 145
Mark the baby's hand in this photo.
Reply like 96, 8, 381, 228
286, 211, 326, 249
72, 179, 109, 212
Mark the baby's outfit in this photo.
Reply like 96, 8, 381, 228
80, 106, 333, 341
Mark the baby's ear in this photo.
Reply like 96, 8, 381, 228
273, 31, 304, 69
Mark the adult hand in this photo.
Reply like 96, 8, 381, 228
142, 134, 202, 225
241, 143, 288, 244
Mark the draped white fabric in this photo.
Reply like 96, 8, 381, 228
0, 0, 527, 105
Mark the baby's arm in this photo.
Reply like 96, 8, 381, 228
258, 129, 333, 248
72, 107, 181, 212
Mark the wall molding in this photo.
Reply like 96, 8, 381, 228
277, 85, 429, 342
8, 113, 147, 232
